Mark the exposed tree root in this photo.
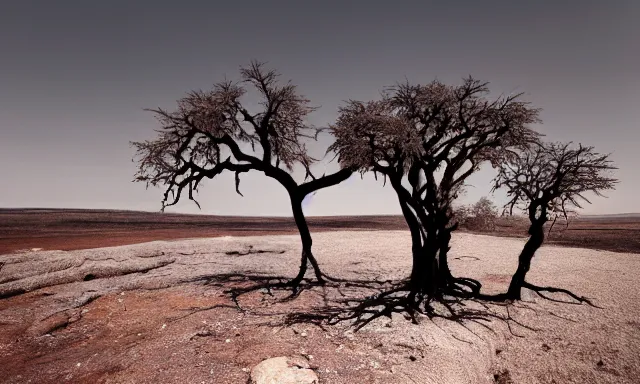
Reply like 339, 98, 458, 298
452, 277, 600, 308
438, 267, 599, 309
442, 277, 483, 298
283, 281, 537, 338
521, 281, 600, 307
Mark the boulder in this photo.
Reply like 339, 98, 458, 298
250, 356, 319, 384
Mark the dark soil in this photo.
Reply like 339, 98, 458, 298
1, 208, 638, 255
0, 209, 407, 255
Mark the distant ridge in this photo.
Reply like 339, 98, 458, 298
0, 207, 404, 219
1, 208, 639, 219
583, 213, 640, 219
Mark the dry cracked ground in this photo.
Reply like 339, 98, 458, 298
1, 231, 639, 383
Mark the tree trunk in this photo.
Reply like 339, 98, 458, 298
262, 166, 352, 287
289, 194, 324, 287
409, 244, 439, 299
392, 179, 445, 304
506, 222, 545, 299
436, 228, 453, 284
394, 192, 437, 300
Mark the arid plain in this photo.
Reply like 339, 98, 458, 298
1, 209, 639, 383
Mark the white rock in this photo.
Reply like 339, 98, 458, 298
250, 357, 318, 384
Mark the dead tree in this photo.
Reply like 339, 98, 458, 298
330, 78, 540, 313
493, 141, 617, 300
132, 61, 353, 287
389, 80, 540, 298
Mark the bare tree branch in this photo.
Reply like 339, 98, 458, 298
329, 76, 542, 304
132, 61, 354, 286
494, 141, 618, 223
492, 141, 618, 300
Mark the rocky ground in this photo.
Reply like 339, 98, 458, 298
1, 231, 639, 383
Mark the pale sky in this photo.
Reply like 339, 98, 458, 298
1, 1, 638, 216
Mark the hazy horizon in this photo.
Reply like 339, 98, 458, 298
3, 207, 640, 219
1, 1, 638, 216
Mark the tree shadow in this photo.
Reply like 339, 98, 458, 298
182, 272, 545, 338
173, 270, 600, 342
187, 271, 396, 309
283, 283, 542, 338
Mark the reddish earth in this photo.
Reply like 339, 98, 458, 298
0, 209, 407, 255
485, 215, 640, 254
2, 230, 638, 383
1, 209, 639, 383
1, 284, 392, 384
2, 208, 639, 255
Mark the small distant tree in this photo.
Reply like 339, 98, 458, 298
466, 197, 498, 231
330, 78, 540, 311
451, 204, 472, 228
494, 141, 617, 299
132, 61, 353, 287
